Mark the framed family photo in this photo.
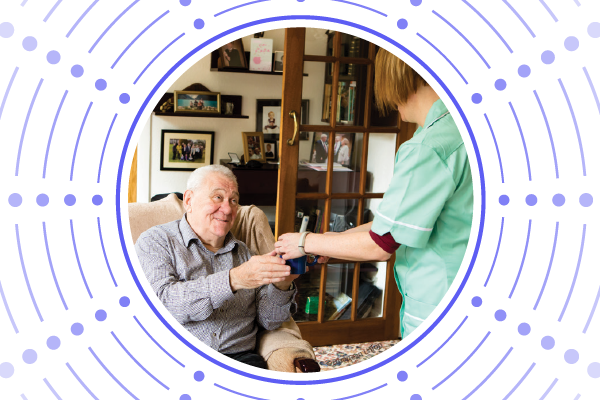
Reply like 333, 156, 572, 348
310, 132, 355, 167
160, 130, 214, 171
256, 99, 310, 141
218, 39, 248, 70
264, 140, 278, 161
174, 91, 221, 113
242, 132, 266, 163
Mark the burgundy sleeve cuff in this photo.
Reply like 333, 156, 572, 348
369, 230, 400, 254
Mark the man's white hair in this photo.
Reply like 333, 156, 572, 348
186, 165, 237, 192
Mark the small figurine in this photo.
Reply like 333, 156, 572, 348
159, 97, 174, 112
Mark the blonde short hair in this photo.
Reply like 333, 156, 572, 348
374, 48, 428, 115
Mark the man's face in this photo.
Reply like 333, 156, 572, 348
266, 144, 272, 151
254, 147, 260, 155
226, 43, 233, 50
321, 135, 328, 143
335, 136, 341, 143
184, 173, 239, 243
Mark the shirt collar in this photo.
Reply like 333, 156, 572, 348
413, 99, 448, 137
179, 213, 238, 253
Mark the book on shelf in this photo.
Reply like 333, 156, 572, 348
314, 209, 322, 234
328, 292, 352, 321
323, 80, 358, 124
348, 81, 357, 124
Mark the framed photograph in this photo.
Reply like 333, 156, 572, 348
264, 140, 278, 161
273, 51, 284, 73
310, 132, 355, 167
218, 39, 248, 69
174, 91, 221, 113
242, 132, 266, 163
256, 99, 310, 141
249, 38, 273, 72
160, 130, 214, 171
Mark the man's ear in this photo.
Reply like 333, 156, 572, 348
183, 189, 193, 213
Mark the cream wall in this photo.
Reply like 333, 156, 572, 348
136, 28, 330, 203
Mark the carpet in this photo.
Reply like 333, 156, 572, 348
314, 340, 400, 371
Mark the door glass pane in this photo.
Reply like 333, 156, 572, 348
364, 198, 383, 224
366, 133, 397, 193
294, 198, 326, 233
332, 132, 363, 194
298, 132, 330, 193
304, 28, 331, 57
293, 263, 323, 322
330, 198, 359, 233
357, 262, 387, 319
336, 63, 367, 126
340, 33, 369, 58
302, 61, 335, 127
324, 263, 355, 321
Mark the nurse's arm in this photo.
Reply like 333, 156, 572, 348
277, 231, 393, 262
335, 221, 373, 234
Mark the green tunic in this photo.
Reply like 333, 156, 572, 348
371, 99, 473, 338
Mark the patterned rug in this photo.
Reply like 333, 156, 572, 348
313, 340, 400, 371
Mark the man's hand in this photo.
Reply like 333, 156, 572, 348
229, 251, 292, 291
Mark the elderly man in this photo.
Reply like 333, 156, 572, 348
314, 133, 328, 163
135, 165, 297, 369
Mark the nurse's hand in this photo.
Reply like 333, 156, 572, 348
275, 233, 303, 260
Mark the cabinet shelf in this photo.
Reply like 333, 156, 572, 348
154, 112, 249, 119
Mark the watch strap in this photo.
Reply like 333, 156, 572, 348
298, 231, 310, 256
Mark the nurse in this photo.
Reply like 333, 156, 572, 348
274, 49, 473, 338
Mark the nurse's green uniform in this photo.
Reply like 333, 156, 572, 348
371, 99, 473, 338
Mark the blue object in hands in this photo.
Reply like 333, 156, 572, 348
285, 255, 319, 275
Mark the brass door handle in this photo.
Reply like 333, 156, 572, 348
287, 110, 299, 146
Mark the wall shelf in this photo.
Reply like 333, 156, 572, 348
209, 68, 307, 77
154, 112, 249, 119
153, 93, 246, 118
210, 50, 308, 76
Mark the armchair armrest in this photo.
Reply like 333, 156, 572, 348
257, 318, 319, 373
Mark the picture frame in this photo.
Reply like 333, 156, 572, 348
160, 130, 214, 171
218, 39, 248, 70
174, 91, 221, 113
309, 132, 355, 167
264, 140, 278, 161
249, 38, 273, 72
273, 51, 284, 73
256, 99, 310, 141
242, 132, 266, 163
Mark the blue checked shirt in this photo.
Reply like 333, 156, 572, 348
135, 214, 297, 354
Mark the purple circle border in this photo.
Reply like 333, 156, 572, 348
116, 15, 486, 385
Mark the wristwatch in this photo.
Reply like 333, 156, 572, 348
298, 231, 310, 256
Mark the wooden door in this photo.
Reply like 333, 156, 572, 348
128, 147, 138, 203
276, 28, 415, 347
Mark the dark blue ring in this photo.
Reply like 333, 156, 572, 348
116, 15, 486, 385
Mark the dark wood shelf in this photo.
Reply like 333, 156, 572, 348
210, 50, 308, 76
210, 68, 308, 77
154, 112, 249, 119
